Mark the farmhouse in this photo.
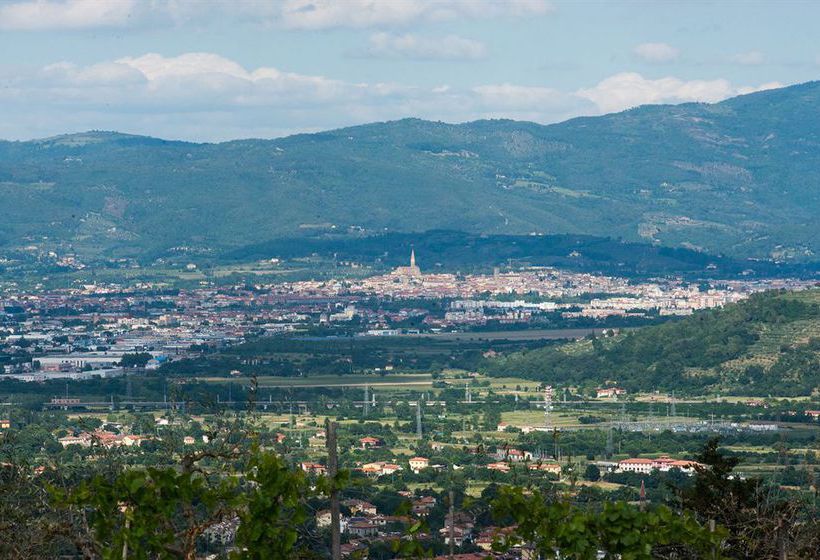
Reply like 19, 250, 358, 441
408, 456, 430, 473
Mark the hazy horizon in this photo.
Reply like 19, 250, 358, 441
5, 78, 818, 145
2, 0, 819, 142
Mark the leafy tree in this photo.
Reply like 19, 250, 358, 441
56, 462, 240, 559
680, 437, 820, 559
0, 462, 80, 559
482, 409, 502, 431
493, 487, 725, 559
583, 463, 601, 482
120, 353, 153, 368
53, 446, 314, 560
232, 450, 311, 559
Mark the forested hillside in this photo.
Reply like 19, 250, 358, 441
225, 230, 818, 278
484, 289, 820, 396
0, 81, 819, 262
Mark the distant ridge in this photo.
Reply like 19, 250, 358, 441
0, 81, 818, 262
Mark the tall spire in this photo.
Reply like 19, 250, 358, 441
410, 248, 416, 268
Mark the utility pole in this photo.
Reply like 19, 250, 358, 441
449, 489, 455, 559
639, 479, 646, 512
122, 514, 130, 560
363, 383, 369, 418
605, 426, 614, 459
326, 421, 341, 560
416, 398, 423, 439
776, 517, 788, 560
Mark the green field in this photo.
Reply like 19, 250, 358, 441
196, 373, 433, 389
500, 410, 587, 428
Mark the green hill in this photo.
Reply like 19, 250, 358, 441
227, 230, 815, 278
483, 289, 820, 396
1, 82, 819, 262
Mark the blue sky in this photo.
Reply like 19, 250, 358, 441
0, 0, 818, 141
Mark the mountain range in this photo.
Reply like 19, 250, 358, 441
1, 81, 818, 263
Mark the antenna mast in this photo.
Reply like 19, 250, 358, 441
543, 385, 553, 430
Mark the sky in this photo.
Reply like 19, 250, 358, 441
0, 0, 818, 142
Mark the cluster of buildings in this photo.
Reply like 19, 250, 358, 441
268, 253, 813, 328
315, 496, 502, 557
314, 498, 413, 548
1, 251, 814, 383
283, 252, 811, 316
0, 287, 251, 380
606, 456, 703, 475
57, 429, 150, 448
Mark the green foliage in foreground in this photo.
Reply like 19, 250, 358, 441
59, 461, 724, 560
236, 450, 316, 560
2, 432, 818, 559
53, 448, 311, 560
59, 466, 239, 559
682, 438, 820, 559
485, 289, 820, 395
494, 492, 725, 560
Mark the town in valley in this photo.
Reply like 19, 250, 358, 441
2, 250, 818, 558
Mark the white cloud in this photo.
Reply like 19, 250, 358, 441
473, 83, 565, 107
730, 50, 766, 66
279, 0, 427, 29
0, 54, 789, 141
117, 53, 251, 81
576, 72, 778, 113
112, 52, 357, 107
736, 81, 783, 95
0, 0, 139, 30
469, 83, 592, 122
0, 0, 552, 31
365, 32, 486, 60
41, 61, 146, 86
633, 42, 680, 63
279, 0, 552, 29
